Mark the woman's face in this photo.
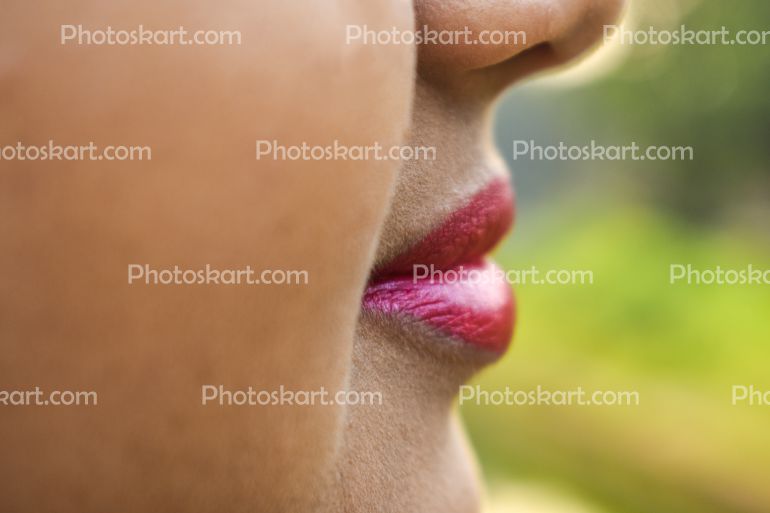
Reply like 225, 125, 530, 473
1, 0, 621, 511
340, 0, 624, 511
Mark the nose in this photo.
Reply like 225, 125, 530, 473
414, 0, 625, 92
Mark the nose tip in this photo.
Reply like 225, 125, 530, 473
415, 0, 625, 91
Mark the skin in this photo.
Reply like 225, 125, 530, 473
0, 0, 622, 512
342, 2, 624, 511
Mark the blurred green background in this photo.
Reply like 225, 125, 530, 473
464, 0, 770, 512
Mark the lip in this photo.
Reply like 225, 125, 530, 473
362, 178, 515, 354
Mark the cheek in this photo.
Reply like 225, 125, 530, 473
256, 1, 416, 144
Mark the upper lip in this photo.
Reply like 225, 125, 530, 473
371, 177, 514, 279
362, 177, 516, 354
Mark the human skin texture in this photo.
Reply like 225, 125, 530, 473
0, 1, 413, 512
0, 0, 623, 512
338, 0, 625, 512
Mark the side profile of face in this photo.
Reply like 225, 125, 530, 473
0, 0, 622, 512
339, 1, 624, 511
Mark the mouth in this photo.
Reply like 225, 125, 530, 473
362, 177, 515, 355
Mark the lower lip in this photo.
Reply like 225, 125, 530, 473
362, 260, 514, 354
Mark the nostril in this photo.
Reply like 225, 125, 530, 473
465, 41, 558, 94
477, 41, 557, 73
413, 0, 626, 94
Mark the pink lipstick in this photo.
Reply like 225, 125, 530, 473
363, 178, 515, 354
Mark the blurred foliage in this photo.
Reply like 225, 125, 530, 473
468, 1, 770, 512
494, 0, 770, 223
466, 205, 770, 513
